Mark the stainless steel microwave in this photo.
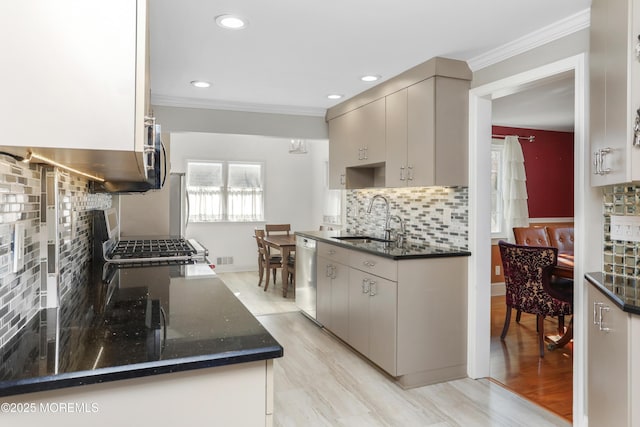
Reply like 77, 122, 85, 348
91, 118, 166, 193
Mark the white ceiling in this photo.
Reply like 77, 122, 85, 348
149, 0, 589, 129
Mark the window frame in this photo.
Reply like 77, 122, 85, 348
186, 159, 265, 223
490, 140, 507, 239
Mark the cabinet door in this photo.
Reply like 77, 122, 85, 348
352, 99, 386, 165
0, 0, 139, 151
385, 89, 408, 187
367, 275, 397, 375
330, 262, 350, 340
589, 0, 640, 186
316, 256, 333, 329
328, 114, 349, 189
348, 269, 371, 356
587, 284, 629, 427
407, 78, 436, 186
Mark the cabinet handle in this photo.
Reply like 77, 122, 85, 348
328, 249, 336, 255
369, 280, 377, 296
358, 148, 363, 160
594, 148, 612, 175
364, 147, 368, 160
407, 165, 414, 181
598, 304, 611, 332
361, 278, 370, 294
326, 264, 332, 278
340, 174, 345, 185
331, 266, 337, 279
635, 35, 640, 61
400, 166, 405, 181
593, 302, 601, 325
363, 260, 376, 268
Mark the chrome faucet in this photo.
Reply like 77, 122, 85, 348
389, 215, 406, 246
367, 195, 391, 241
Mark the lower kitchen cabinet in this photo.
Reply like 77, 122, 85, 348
587, 282, 640, 426
316, 240, 468, 387
317, 255, 349, 340
348, 269, 397, 375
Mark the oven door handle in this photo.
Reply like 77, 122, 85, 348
160, 306, 167, 353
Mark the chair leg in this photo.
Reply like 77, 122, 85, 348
515, 310, 522, 323
258, 261, 264, 287
500, 306, 512, 340
263, 266, 271, 291
537, 315, 545, 358
558, 315, 565, 335
272, 268, 277, 285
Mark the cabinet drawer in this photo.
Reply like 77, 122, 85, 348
349, 251, 397, 281
318, 242, 351, 260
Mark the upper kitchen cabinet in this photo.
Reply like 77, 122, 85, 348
386, 77, 469, 187
0, 0, 151, 182
326, 57, 471, 189
590, 0, 640, 186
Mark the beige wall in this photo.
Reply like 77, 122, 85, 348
153, 105, 328, 139
471, 28, 589, 88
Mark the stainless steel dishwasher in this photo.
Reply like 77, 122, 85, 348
295, 235, 317, 321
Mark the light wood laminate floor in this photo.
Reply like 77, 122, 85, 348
221, 271, 570, 426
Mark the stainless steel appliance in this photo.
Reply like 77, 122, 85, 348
95, 208, 209, 266
295, 236, 317, 321
91, 121, 167, 193
169, 172, 188, 237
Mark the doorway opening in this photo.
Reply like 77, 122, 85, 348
467, 54, 593, 423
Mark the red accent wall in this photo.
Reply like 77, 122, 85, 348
493, 126, 574, 218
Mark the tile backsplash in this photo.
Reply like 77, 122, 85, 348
603, 185, 640, 290
346, 186, 468, 249
0, 155, 110, 349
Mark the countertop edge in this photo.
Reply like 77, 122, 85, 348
295, 231, 471, 259
585, 272, 640, 316
0, 345, 283, 398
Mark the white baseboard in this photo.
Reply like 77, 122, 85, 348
491, 282, 506, 296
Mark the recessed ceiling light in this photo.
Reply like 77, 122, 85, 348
215, 14, 247, 30
327, 94, 343, 100
360, 75, 380, 83
191, 80, 211, 88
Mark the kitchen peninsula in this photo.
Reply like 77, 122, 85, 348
297, 230, 470, 388
0, 263, 282, 426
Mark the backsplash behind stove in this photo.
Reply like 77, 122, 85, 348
346, 186, 468, 249
0, 154, 110, 350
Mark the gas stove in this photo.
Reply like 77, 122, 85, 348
95, 209, 209, 266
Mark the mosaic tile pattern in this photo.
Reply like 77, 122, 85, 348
346, 187, 468, 249
603, 185, 640, 291
0, 155, 41, 349
0, 154, 111, 350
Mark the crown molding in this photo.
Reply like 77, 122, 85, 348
151, 94, 327, 117
467, 8, 590, 72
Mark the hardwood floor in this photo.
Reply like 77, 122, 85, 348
221, 271, 571, 426
490, 295, 573, 422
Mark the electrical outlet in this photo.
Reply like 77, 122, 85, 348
495, 265, 501, 276
611, 215, 640, 242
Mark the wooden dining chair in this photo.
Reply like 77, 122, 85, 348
265, 223, 291, 236
254, 229, 282, 291
498, 240, 573, 357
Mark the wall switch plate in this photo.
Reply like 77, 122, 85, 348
610, 215, 640, 242
12, 222, 25, 273
495, 265, 501, 276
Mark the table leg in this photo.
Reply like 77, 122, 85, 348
281, 247, 289, 297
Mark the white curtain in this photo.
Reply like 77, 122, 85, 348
501, 135, 529, 241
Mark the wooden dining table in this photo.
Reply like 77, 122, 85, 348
262, 234, 296, 297
547, 252, 574, 350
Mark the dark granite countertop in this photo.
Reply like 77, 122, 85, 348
585, 272, 640, 315
0, 263, 283, 397
296, 230, 471, 260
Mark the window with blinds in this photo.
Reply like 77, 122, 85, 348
186, 161, 264, 222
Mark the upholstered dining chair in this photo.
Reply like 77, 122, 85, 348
498, 240, 573, 357
254, 229, 282, 291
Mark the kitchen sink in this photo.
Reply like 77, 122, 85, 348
334, 236, 393, 244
